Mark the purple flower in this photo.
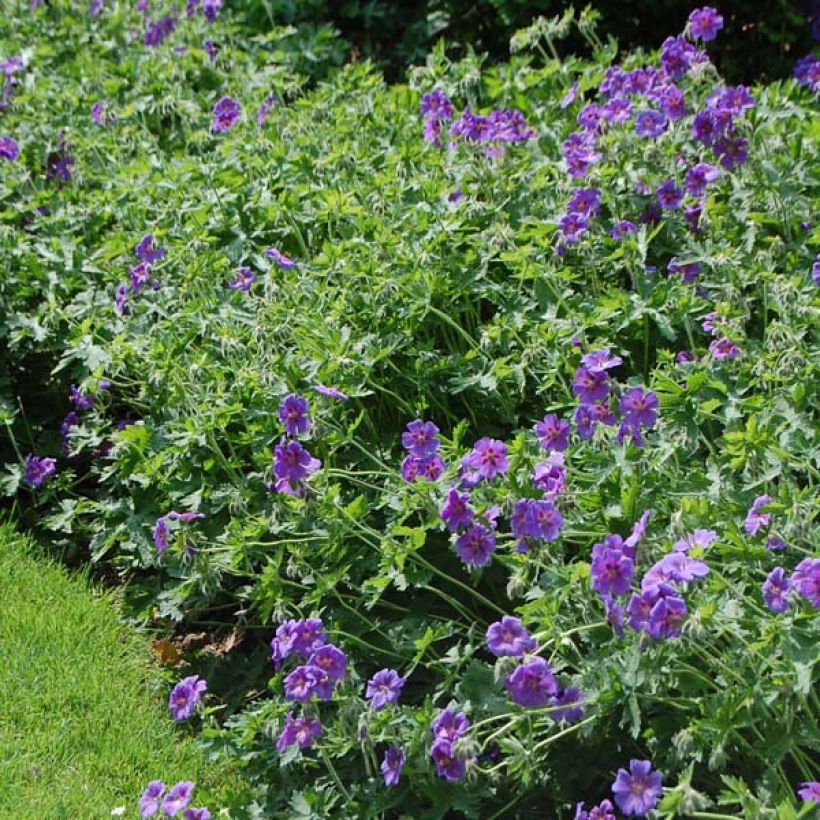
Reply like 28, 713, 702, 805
656, 179, 684, 210
530, 499, 564, 541
90, 0, 104, 17
153, 517, 170, 553
660, 85, 687, 121
813, 255, 820, 287
308, 643, 347, 682
642, 552, 710, 590
574, 799, 616, 820
455, 524, 496, 568
276, 712, 322, 752
634, 111, 667, 139
765, 536, 787, 551
202, 0, 221, 22
572, 367, 610, 404
183, 810, 211, 820
114, 283, 129, 316
627, 583, 687, 638
602, 97, 632, 124
284, 664, 331, 702
278, 394, 311, 436
709, 337, 741, 359
365, 668, 405, 709
667, 258, 701, 283
202, 38, 218, 62
46, 141, 75, 184
273, 439, 321, 496
531, 453, 566, 498
381, 745, 406, 787
139, 781, 166, 818
798, 782, 820, 803
744, 494, 772, 536
0, 136, 19, 161
685, 163, 720, 198
676, 350, 696, 364
256, 95, 276, 127
402, 454, 445, 482
420, 90, 454, 121
559, 211, 590, 244
168, 675, 207, 721
619, 387, 658, 428
713, 136, 749, 169
610, 220, 637, 241
591, 542, 635, 597
402, 419, 440, 457
673, 529, 717, 553
505, 657, 558, 707
270, 618, 327, 664
687, 7, 724, 41
144, 15, 178, 48
431, 708, 469, 742
485, 616, 536, 657
715, 85, 754, 116
211, 96, 241, 133
612, 760, 663, 816
312, 384, 348, 400
166, 511, 206, 523
229, 266, 256, 291
567, 187, 602, 218
265, 246, 295, 270
560, 81, 579, 109
162, 782, 195, 817
795, 55, 820, 93
660, 35, 698, 80
582, 348, 623, 373
461, 438, 509, 483
441, 488, 474, 531
431, 738, 467, 782
791, 558, 820, 608
23, 455, 56, 488
69, 383, 95, 411
550, 687, 584, 723
762, 567, 791, 613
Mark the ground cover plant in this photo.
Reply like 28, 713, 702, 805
0, 523, 241, 816
1, 1, 819, 818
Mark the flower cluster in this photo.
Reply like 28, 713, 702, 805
419, 89, 536, 155
401, 419, 444, 482
22, 454, 57, 488
763, 558, 820, 614
430, 708, 474, 782
795, 55, 820, 94
271, 394, 321, 496
114, 233, 165, 316
138, 780, 208, 819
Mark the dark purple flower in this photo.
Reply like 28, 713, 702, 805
23, 455, 56, 488
591, 542, 635, 597
505, 657, 558, 707
713, 136, 748, 169
574, 404, 597, 440
168, 675, 207, 721
572, 367, 609, 404
667, 258, 701, 283
610, 220, 637, 241
567, 187, 602, 218
485, 616, 536, 657
186, 0, 202, 15
762, 567, 791, 613
211, 96, 241, 133
660, 85, 687, 121
420, 90, 454, 122
635, 110, 667, 139
602, 97, 632, 124
114, 283, 129, 316
202, 0, 221, 22
69, 383, 95, 411
431, 738, 467, 782
144, 15, 178, 48
577, 104, 604, 132
612, 759, 663, 816
455, 524, 496, 568
272, 438, 321, 496
766, 536, 787, 551
265, 246, 295, 270
791, 558, 820, 608
813, 255, 820, 287
675, 350, 696, 364
692, 110, 723, 146
798, 782, 820, 803
162, 782, 195, 817
461, 438, 509, 483
139, 781, 166, 818
660, 35, 698, 80
529, 499, 564, 541
90, 0, 104, 16
432, 708, 469, 742
401, 454, 445, 482
687, 7, 724, 41
229, 266, 256, 291
550, 687, 584, 723
276, 712, 322, 751
685, 163, 719, 198
278, 394, 311, 436
715, 85, 754, 116
183, 809, 211, 820
559, 211, 590, 244
284, 664, 331, 702
365, 668, 405, 709
656, 179, 684, 210
534, 413, 570, 452
532, 453, 566, 498
46, 140, 75, 183
744, 494, 772, 536
381, 745, 406, 787
441, 488, 474, 531
129, 262, 152, 293
642, 552, 709, 590
0, 136, 19, 161
203, 38, 217, 62
627, 583, 685, 637
574, 799, 616, 820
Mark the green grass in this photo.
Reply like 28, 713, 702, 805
0, 523, 236, 818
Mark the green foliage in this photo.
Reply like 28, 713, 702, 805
0, 2, 818, 818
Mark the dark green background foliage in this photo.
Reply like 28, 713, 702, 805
237, 0, 819, 83
1, 1, 819, 818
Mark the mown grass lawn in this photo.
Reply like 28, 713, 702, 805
0, 523, 235, 818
